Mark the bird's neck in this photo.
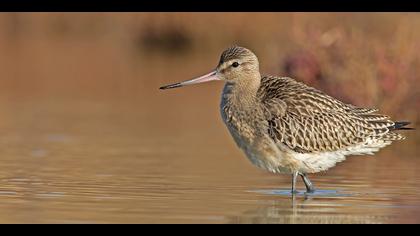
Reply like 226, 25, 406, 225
223, 76, 261, 110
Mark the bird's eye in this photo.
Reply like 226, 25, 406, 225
232, 62, 239, 68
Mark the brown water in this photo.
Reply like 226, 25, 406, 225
0, 12, 419, 223
0, 97, 419, 224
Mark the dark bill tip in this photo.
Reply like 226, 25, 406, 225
159, 83, 182, 90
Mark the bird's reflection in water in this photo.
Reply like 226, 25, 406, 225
228, 191, 391, 224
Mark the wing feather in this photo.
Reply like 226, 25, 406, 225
258, 76, 405, 153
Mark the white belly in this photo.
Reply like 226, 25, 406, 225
225, 119, 393, 174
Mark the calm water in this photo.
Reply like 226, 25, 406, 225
0, 98, 419, 224
0, 13, 419, 223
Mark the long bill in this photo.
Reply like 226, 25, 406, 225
159, 70, 220, 90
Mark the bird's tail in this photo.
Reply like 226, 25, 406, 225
390, 121, 414, 131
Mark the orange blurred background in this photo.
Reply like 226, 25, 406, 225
0, 13, 418, 122
0, 13, 418, 224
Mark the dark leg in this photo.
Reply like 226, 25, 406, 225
291, 171, 299, 194
299, 173, 315, 193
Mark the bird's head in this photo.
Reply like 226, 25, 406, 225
160, 46, 260, 90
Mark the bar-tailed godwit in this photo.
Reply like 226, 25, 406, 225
160, 46, 411, 193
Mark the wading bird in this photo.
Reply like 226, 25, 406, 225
160, 46, 411, 194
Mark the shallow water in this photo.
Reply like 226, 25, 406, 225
0, 99, 419, 224
0, 12, 419, 223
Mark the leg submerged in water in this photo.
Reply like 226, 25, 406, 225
300, 173, 315, 193
291, 171, 299, 194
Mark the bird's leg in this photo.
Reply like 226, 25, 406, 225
299, 173, 315, 193
291, 171, 299, 194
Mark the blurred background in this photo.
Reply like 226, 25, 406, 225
0, 13, 419, 119
0, 13, 419, 223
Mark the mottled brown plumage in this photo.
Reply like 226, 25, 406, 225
258, 76, 406, 154
160, 45, 411, 194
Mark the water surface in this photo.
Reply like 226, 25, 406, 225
0, 99, 418, 223
0, 13, 419, 223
